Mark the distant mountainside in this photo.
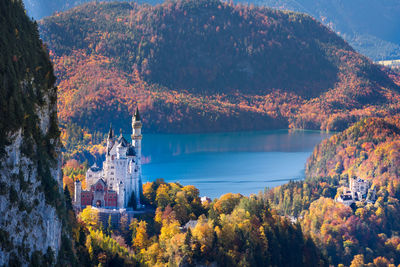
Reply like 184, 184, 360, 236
0, 0, 74, 265
39, 0, 400, 134
242, 0, 400, 61
24, 0, 161, 19
27, 0, 400, 61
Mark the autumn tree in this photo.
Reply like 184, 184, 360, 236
79, 206, 100, 229
350, 254, 365, 267
133, 221, 149, 250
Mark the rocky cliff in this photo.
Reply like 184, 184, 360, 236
0, 0, 67, 265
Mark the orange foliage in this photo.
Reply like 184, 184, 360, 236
39, 0, 400, 134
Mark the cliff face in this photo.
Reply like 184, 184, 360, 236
0, 0, 65, 265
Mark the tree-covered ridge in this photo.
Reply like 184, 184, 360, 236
0, 0, 58, 155
306, 116, 400, 190
24, 0, 400, 61
265, 117, 400, 265
39, 0, 400, 134
242, 0, 400, 61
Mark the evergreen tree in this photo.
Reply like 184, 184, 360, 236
107, 215, 113, 236
64, 186, 73, 211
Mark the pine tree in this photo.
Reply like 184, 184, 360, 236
64, 186, 73, 211
107, 215, 113, 236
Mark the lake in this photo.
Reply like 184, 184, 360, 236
141, 130, 331, 199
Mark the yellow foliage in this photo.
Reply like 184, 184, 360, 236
143, 243, 162, 266
159, 219, 181, 244
79, 206, 99, 228
350, 254, 365, 267
143, 182, 155, 204
133, 221, 149, 250
192, 216, 214, 253
156, 184, 171, 208
375, 207, 384, 217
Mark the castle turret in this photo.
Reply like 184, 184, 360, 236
131, 107, 143, 209
107, 124, 114, 154
74, 179, 82, 207
131, 107, 142, 161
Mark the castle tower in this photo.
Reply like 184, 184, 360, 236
131, 107, 143, 209
74, 179, 81, 207
131, 107, 142, 160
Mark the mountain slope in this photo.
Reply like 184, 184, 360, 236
298, 116, 400, 265
306, 116, 400, 187
39, 0, 400, 134
23, 0, 162, 19
25, 0, 400, 60
240, 0, 400, 60
0, 0, 73, 265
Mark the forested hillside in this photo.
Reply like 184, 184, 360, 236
24, 0, 162, 19
306, 116, 400, 184
265, 117, 400, 265
244, 0, 400, 61
39, 0, 400, 135
26, 0, 400, 61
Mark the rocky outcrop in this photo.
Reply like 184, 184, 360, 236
0, 0, 67, 265
0, 96, 62, 266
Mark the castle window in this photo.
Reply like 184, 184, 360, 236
89, 175, 92, 177
111, 172, 114, 175
111, 166, 114, 169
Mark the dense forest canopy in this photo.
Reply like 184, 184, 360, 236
0, 0, 58, 155
265, 116, 400, 266
306, 116, 400, 192
25, 0, 400, 60
64, 170, 327, 266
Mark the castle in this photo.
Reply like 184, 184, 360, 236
74, 108, 144, 210
336, 177, 376, 206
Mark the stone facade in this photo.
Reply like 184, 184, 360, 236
336, 177, 376, 206
349, 177, 370, 200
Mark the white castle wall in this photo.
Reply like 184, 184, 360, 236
80, 110, 143, 209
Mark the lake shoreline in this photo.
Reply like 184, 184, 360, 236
141, 130, 331, 198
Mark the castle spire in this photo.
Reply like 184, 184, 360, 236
134, 107, 141, 122
108, 124, 113, 139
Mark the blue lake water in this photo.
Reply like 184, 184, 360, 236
141, 130, 331, 199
